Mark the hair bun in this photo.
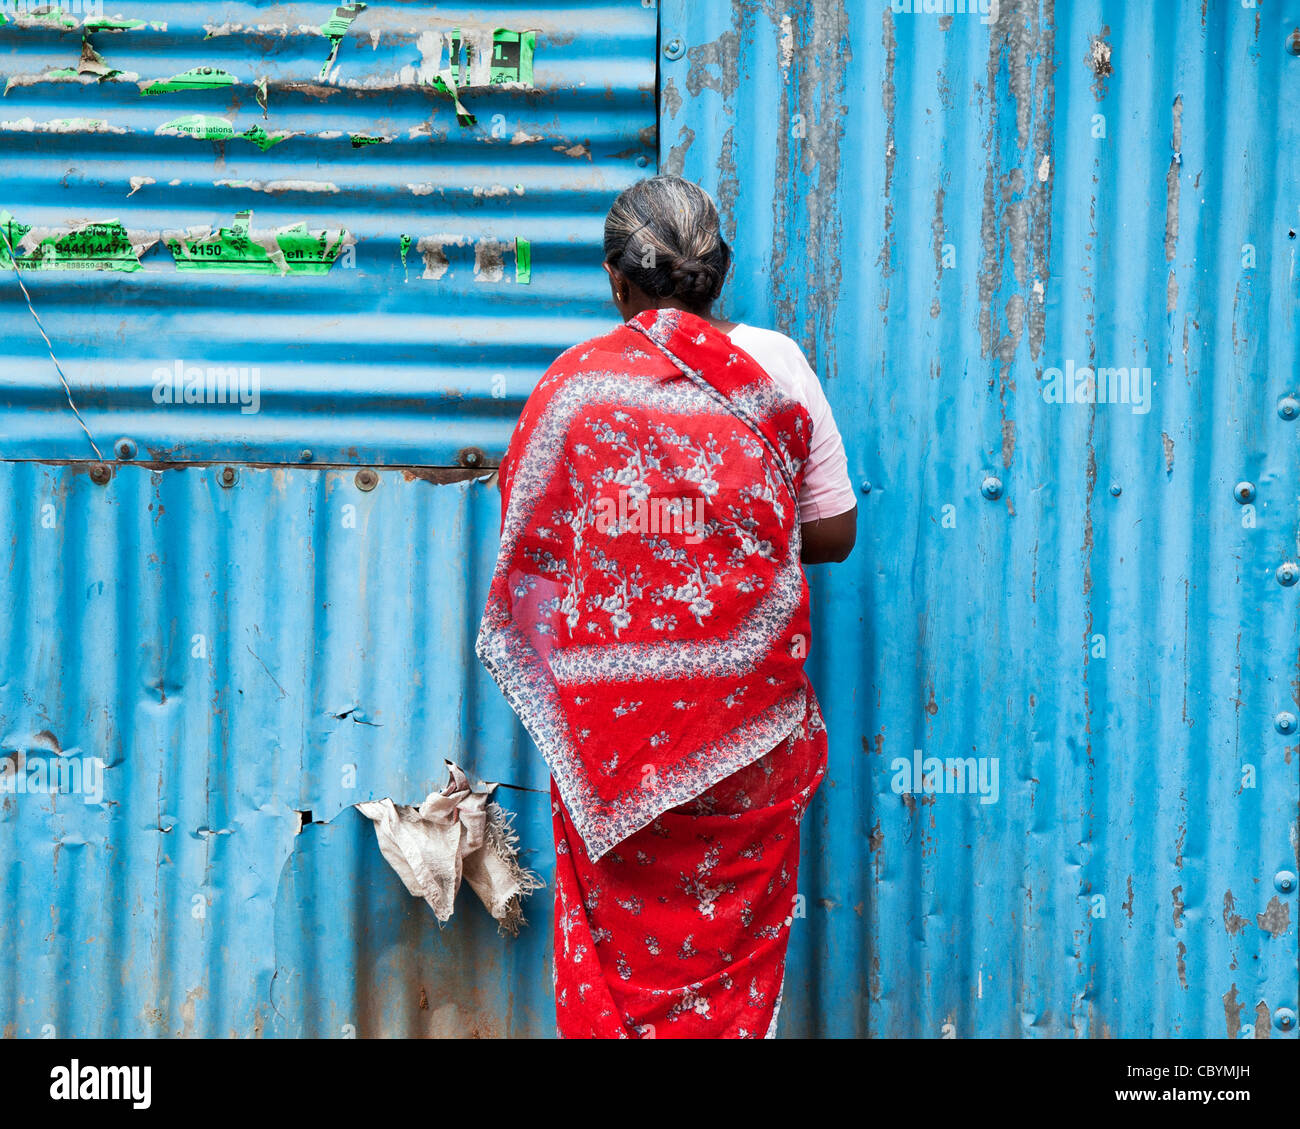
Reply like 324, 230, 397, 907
669, 258, 720, 304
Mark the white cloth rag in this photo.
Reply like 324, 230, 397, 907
356, 762, 543, 935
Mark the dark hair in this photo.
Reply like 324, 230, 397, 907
603, 175, 732, 309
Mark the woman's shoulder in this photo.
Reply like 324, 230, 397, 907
728, 323, 815, 372
544, 321, 652, 379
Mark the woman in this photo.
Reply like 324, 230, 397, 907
476, 175, 856, 1038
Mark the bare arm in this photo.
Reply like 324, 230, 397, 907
800, 505, 857, 565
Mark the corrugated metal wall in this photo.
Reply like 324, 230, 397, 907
2, 0, 1296, 1040
0, 1, 653, 1037
661, 0, 1298, 1037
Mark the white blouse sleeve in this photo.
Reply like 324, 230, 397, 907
790, 345, 858, 524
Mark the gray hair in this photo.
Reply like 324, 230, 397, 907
603, 175, 732, 309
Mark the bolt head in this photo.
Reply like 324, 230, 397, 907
980, 475, 1003, 500
219, 466, 237, 488
1109, 482, 1122, 497
1275, 870, 1297, 893
1277, 711, 1297, 734
1278, 562, 1299, 587
1233, 481, 1256, 504
116, 438, 136, 461
860, 480, 872, 495
1279, 396, 1299, 421
355, 468, 378, 492
89, 463, 110, 485
300, 449, 314, 463
1288, 28, 1300, 56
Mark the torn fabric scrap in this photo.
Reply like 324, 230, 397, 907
355, 762, 542, 935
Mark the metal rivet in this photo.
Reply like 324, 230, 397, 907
88, 463, 111, 485
355, 468, 378, 492
860, 480, 872, 495
300, 449, 314, 463
1275, 1008, 1297, 1031
1233, 481, 1256, 504
459, 446, 485, 468
980, 475, 1003, 500
1275, 871, 1297, 894
1109, 482, 1122, 497
1276, 711, 1297, 735
1279, 396, 1299, 421
663, 37, 685, 60
115, 437, 136, 461
1277, 561, 1299, 587
1288, 28, 1300, 56
219, 466, 238, 489
635, 155, 649, 169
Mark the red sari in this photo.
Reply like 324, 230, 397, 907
476, 307, 827, 1038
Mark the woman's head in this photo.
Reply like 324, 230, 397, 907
602, 175, 731, 317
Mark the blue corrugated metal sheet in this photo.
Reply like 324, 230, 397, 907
2, 0, 1296, 1041
0, 1, 654, 464
662, 0, 1298, 1037
0, 463, 554, 1036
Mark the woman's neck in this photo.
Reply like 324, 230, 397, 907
636, 299, 737, 335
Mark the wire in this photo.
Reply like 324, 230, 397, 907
0, 223, 105, 462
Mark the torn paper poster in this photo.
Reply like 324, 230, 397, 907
356, 762, 543, 936
165, 210, 352, 276
140, 66, 238, 95
0, 211, 155, 272
157, 115, 295, 150
488, 29, 536, 85
319, 2, 368, 80
82, 17, 147, 32
2, 5, 79, 29
3, 34, 141, 92
415, 233, 466, 280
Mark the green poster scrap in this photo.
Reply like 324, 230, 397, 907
141, 66, 238, 95
275, 222, 350, 275
83, 17, 146, 32
431, 75, 475, 127
491, 30, 536, 85
157, 116, 292, 149
399, 233, 411, 280
350, 134, 385, 147
0, 211, 147, 272
0, 212, 32, 261
168, 210, 350, 276
159, 113, 235, 141
514, 237, 531, 285
240, 123, 293, 150
448, 28, 461, 85
318, 3, 368, 78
